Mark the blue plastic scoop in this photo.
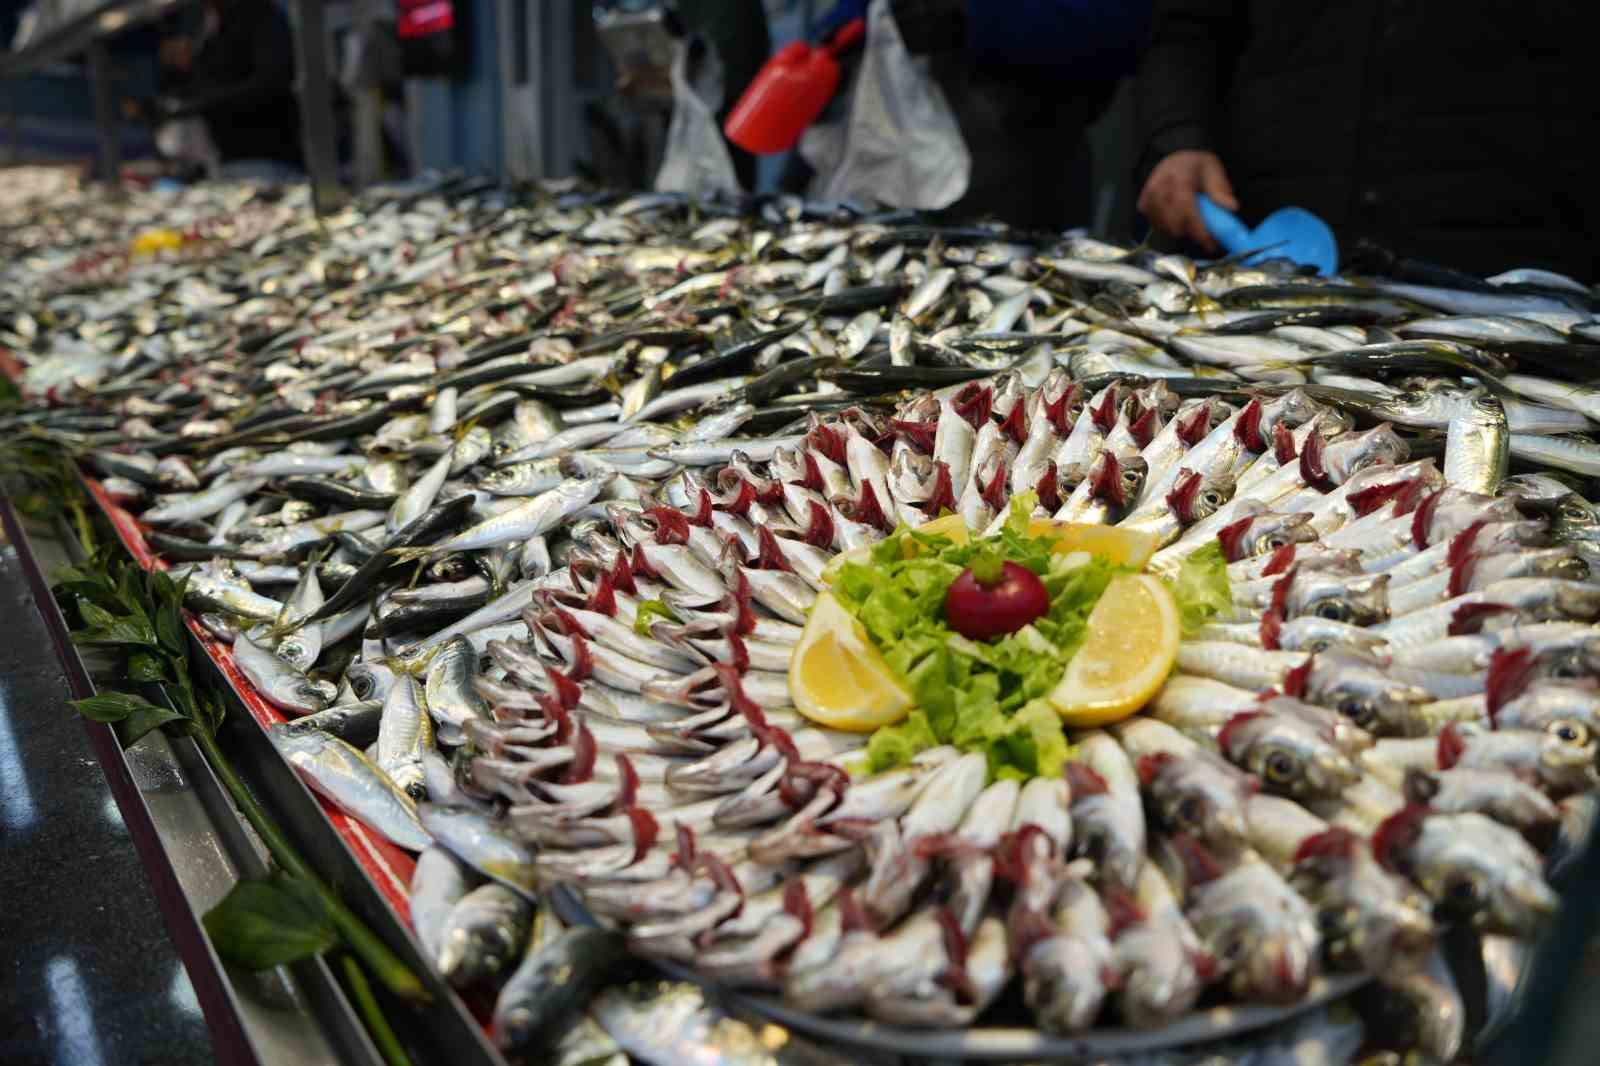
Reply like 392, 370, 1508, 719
1196, 194, 1339, 276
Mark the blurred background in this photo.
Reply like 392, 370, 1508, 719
0, 0, 1141, 237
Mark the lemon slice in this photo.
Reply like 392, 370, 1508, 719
791, 592, 913, 732
1026, 520, 1159, 569
1048, 573, 1179, 727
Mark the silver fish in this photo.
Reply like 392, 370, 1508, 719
272, 729, 430, 850
436, 882, 534, 988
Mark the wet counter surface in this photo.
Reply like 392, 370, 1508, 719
0, 539, 215, 1066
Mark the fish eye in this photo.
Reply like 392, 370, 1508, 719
1220, 936, 1246, 962
1548, 653, 1584, 679
1338, 698, 1377, 728
1316, 906, 1351, 935
1444, 873, 1482, 910
1548, 720, 1590, 746
1174, 795, 1203, 826
1201, 490, 1225, 508
1314, 600, 1351, 622
1264, 750, 1297, 783
1264, 534, 1288, 550
1560, 501, 1591, 521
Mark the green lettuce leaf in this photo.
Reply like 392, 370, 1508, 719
831, 515, 1114, 779
1170, 540, 1232, 634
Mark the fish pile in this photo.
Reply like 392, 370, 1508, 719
4, 176, 1600, 1056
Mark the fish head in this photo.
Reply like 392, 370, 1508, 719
1114, 930, 1202, 1028
1217, 511, 1317, 561
1484, 546, 1591, 584
1261, 388, 1322, 434
1220, 713, 1359, 799
1088, 451, 1147, 509
1275, 616, 1386, 656
1293, 839, 1436, 971
1023, 936, 1113, 1033
1551, 580, 1600, 622
1168, 470, 1235, 526
1293, 571, 1390, 627
1142, 754, 1251, 846
1191, 473, 1236, 523
1537, 718, 1600, 792
1327, 422, 1410, 482
1535, 639, 1600, 686
1549, 493, 1600, 546
1469, 389, 1506, 419
1226, 925, 1315, 1005
1316, 668, 1433, 737
1406, 814, 1557, 936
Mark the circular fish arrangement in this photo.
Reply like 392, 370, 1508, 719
5, 178, 1600, 1060
463, 370, 1591, 1043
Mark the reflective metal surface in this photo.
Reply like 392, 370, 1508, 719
0, 540, 212, 1066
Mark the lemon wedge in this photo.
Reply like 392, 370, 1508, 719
1048, 573, 1178, 727
1026, 520, 1158, 568
791, 591, 913, 732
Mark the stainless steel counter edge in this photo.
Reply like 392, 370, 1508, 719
29, 491, 509, 1065
3, 500, 387, 1066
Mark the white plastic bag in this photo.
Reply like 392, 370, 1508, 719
654, 37, 742, 198
156, 118, 221, 179
800, 0, 971, 210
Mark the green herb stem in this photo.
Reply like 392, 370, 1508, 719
340, 955, 415, 1066
191, 728, 430, 1004
968, 551, 1004, 586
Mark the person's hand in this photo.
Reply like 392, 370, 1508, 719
1137, 149, 1238, 252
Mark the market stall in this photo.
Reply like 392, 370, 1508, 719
2, 169, 1598, 1065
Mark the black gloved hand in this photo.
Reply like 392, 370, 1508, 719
889, 0, 967, 54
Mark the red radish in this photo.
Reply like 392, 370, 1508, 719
944, 559, 1048, 640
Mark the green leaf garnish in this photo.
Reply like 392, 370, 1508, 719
72, 690, 164, 722
633, 598, 679, 636
1169, 541, 1232, 635
203, 873, 339, 970
115, 703, 187, 746
835, 514, 1118, 780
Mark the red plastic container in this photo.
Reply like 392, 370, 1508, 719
724, 18, 867, 155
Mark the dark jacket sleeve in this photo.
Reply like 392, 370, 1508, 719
1133, 0, 1244, 177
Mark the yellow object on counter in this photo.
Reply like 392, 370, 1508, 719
130, 228, 185, 256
